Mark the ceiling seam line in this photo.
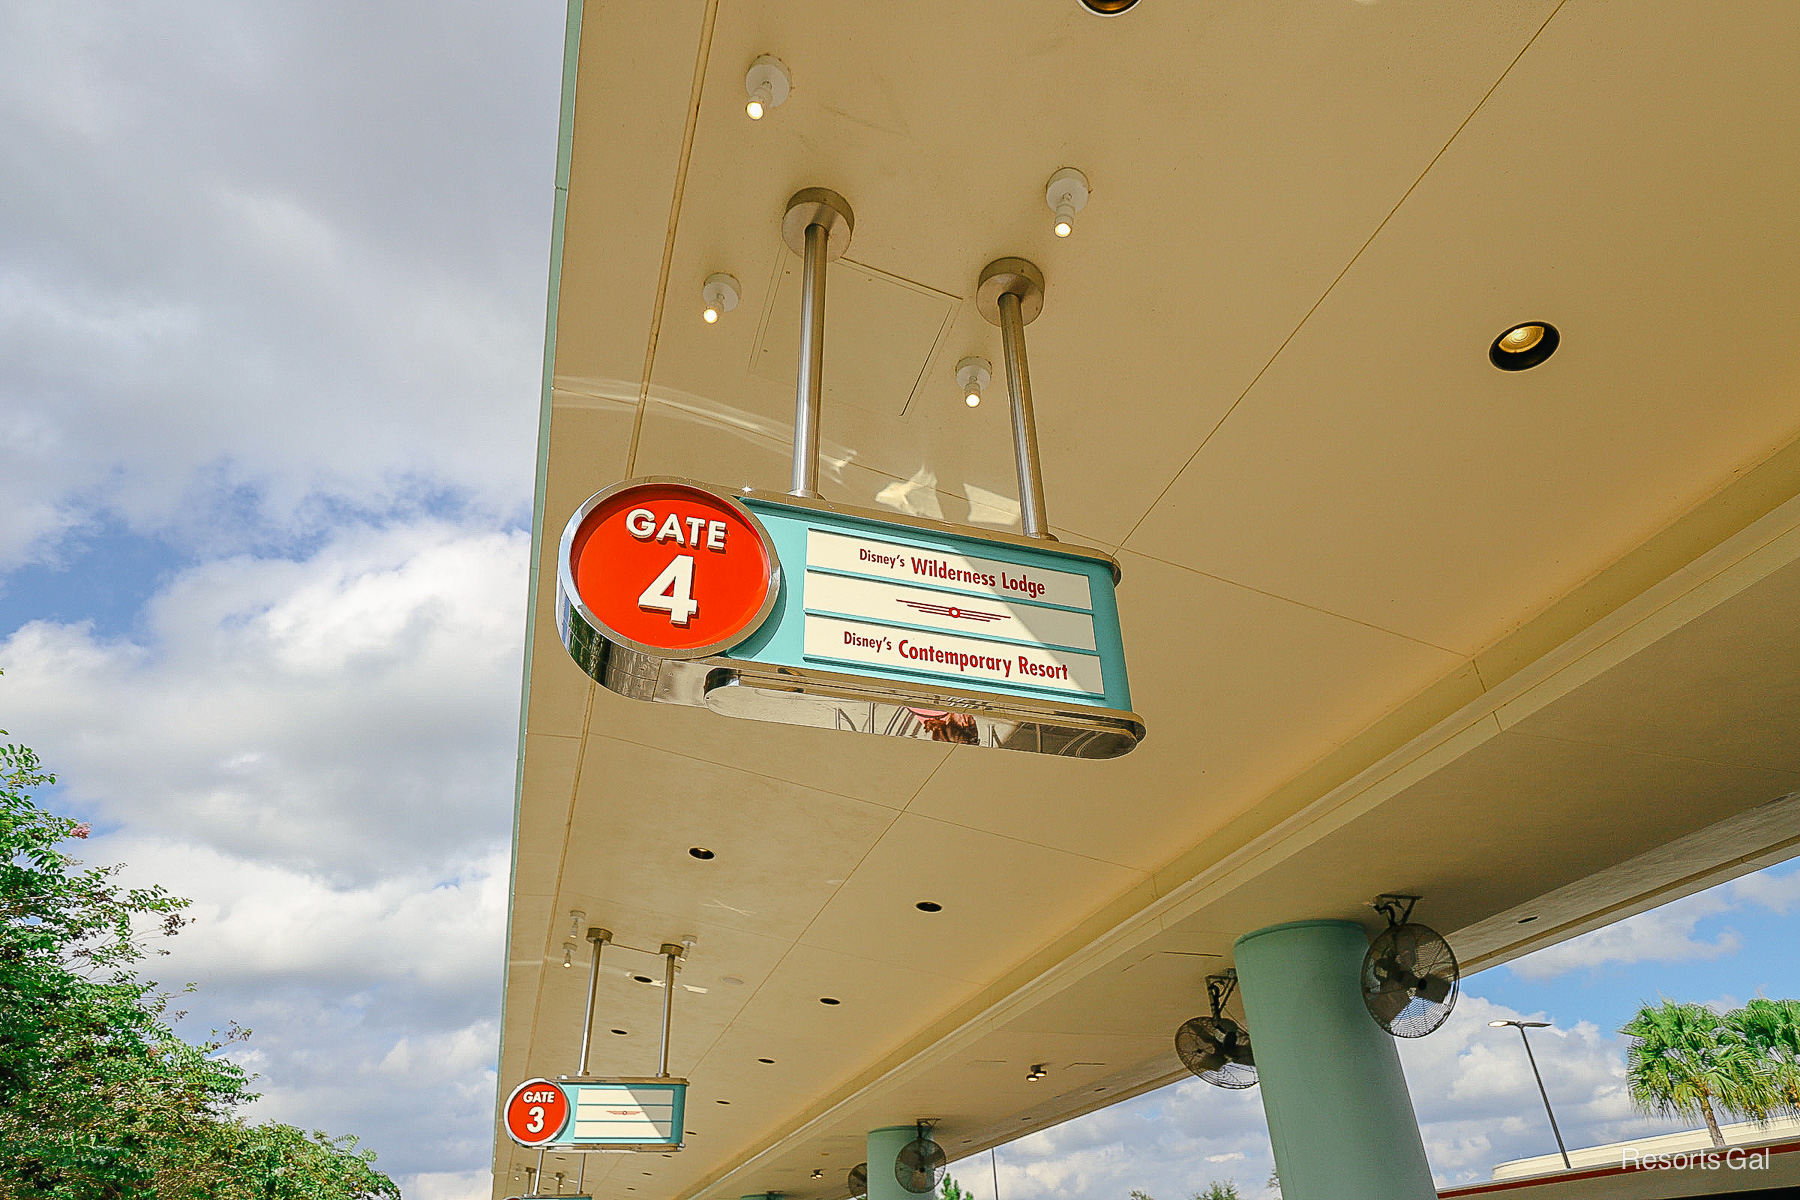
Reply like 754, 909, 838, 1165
783, 808, 909, 950
1121, 545, 1465, 655
1114, 0, 1572, 552
623, 0, 721, 478
897, 746, 956, 811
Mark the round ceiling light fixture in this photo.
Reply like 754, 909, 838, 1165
744, 55, 790, 120
1078, 0, 1142, 13
1045, 168, 1090, 238
1489, 322, 1559, 371
701, 274, 739, 324
955, 356, 991, 408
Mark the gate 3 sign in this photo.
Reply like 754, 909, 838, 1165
504, 1077, 687, 1150
557, 477, 1144, 758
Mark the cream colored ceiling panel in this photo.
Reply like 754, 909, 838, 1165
1003, 941, 1229, 1040
906, 551, 1464, 871
1503, 556, 1800, 772
797, 813, 1146, 987
715, 942, 980, 1070
578, 681, 950, 812
1127, 0, 1800, 653
750, 257, 959, 418
649, 1, 1562, 546
565, 734, 899, 943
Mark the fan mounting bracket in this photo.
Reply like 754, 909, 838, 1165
1204, 969, 1238, 1018
1369, 893, 1421, 927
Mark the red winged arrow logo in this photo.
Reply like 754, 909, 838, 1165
897, 598, 1005, 623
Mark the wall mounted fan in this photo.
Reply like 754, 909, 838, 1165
895, 1123, 946, 1194
1362, 894, 1459, 1038
1174, 970, 1256, 1089
848, 1163, 867, 1199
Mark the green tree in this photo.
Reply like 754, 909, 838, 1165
941, 1177, 975, 1200
1620, 999, 1774, 1146
1128, 1191, 1154, 1200
1191, 1183, 1241, 1200
1727, 998, 1800, 1116
0, 723, 399, 1198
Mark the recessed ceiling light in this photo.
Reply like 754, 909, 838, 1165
916, 901, 943, 913
1490, 322, 1559, 371
632, 974, 655, 984
1078, 0, 1141, 13
758, 1057, 775, 1064
813, 1170, 825, 1180
716, 1099, 731, 1105
688, 846, 716, 860
720, 975, 745, 987
819, 996, 841, 1005
611, 1028, 628, 1036
1517, 915, 1539, 924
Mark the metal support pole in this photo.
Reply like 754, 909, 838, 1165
780, 188, 854, 498
997, 291, 1050, 538
792, 219, 827, 497
657, 942, 682, 1078
1515, 1025, 1573, 1170
977, 257, 1051, 540
576, 927, 611, 1077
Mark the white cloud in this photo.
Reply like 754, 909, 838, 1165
1505, 889, 1741, 981
1730, 863, 1800, 915
0, 1, 560, 566
1, 521, 527, 880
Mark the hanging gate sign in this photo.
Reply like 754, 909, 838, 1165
558, 477, 1144, 757
504, 1076, 688, 1150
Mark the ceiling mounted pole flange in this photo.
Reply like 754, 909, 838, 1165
783, 188, 855, 498
977, 258, 1052, 539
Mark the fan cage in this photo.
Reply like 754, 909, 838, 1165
1361, 921, 1459, 1038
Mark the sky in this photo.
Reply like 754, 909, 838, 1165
1, 5, 1797, 1200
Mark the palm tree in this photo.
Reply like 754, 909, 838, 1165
1620, 1000, 1775, 1146
1728, 998, 1800, 1116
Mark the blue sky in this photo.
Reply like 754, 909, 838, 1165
2, 5, 1796, 1200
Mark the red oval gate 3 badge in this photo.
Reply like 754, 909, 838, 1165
559, 479, 779, 659
504, 1078, 570, 1147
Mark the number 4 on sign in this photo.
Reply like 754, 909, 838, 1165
639, 554, 699, 626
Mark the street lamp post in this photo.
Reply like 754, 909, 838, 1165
1489, 1019, 1572, 1171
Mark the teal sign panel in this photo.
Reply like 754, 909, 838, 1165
725, 497, 1133, 713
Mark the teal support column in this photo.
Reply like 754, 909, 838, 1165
867, 1126, 920, 1200
1233, 920, 1435, 1200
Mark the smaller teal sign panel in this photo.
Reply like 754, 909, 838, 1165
726, 498, 1132, 713
559, 1080, 685, 1146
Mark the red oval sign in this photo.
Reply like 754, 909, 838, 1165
505, 1078, 569, 1147
563, 480, 778, 658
